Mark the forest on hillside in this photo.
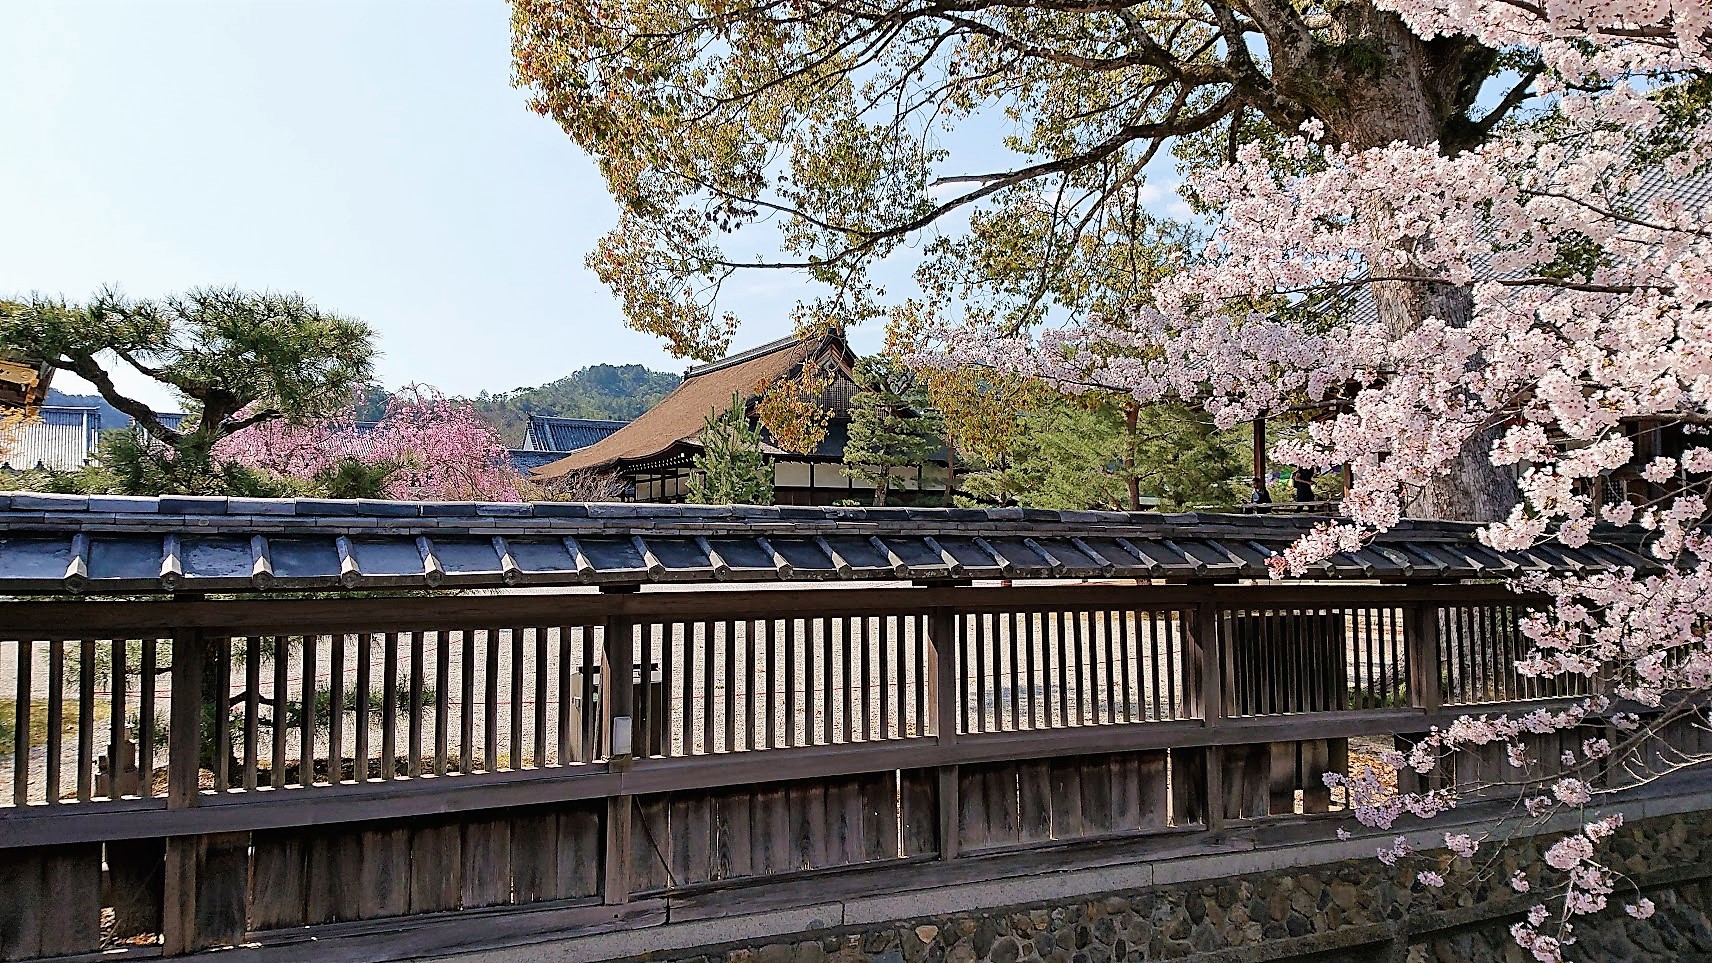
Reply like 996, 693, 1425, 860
467, 364, 678, 445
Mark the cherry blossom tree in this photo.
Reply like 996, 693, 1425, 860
220, 386, 524, 502
912, 3, 1711, 959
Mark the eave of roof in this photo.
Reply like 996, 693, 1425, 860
0, 493, 1655, 595
532, 335, 828, 478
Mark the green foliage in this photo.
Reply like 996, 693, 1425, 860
843, 356, 943, 506
962, 395, 1243, 511
472, 364, 679, 445
688, 393, 773, 505
0, 287, 377, 495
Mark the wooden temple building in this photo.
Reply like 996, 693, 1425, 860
531, 332, 943, 505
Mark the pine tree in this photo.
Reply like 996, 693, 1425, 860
843, 357, 943, 507
688, 393, 773, 505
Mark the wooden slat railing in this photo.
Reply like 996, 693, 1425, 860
2, 581, 1672, 962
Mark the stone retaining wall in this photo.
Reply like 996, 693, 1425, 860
641, 813, 1712, 963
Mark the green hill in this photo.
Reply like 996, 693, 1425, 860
471, 364, 680, 446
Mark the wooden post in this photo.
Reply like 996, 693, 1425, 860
603, 796, 633, 906
930, 608, 957, 745
601, 610, 637, 905
603, 613, 636, 769
1407, 603, 1443, 713
929, 607, 960, 860
1189, 596, 1226, 830
162, 625, 205, 955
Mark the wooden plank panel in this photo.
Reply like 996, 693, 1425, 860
1016, 758, 1053, 846
555, 804, 604, 900
460, 816, 512, 908
40, 843, 102, 956
510, 810, 559, 904
1269, 741, 1298, 816
0, 849, 44, 959
408, 821, 463, 914
248, 832, 307, 930
956, 764, 990, 852
721, 786, 755, 880
803, 780, 830, 869
836, 775, 866, 866
1136, 749, 1170, 829
1171, 747, 1206, 827
305, 828, 362, 924
748, 784, 785, 876
862, 771, 898, 863
1108, 752, 1141, 834
671, 794, 712, 886
629, 796, 672, 894
360, 825, 411, 919
1079, 754, 1115, 836
1302, 739, 1332, 813
106, 837, 165, 939
1048, 755, 1085, 841
900, 768, 939, 858
192, 833, 249, 950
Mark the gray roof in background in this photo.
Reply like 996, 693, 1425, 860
0, 494, 1653, 595
523, 416, 629, 453
2, 407, 103, 471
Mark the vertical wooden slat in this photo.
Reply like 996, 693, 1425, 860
915, 614, 929, 737
300, 635, 317, 785
820, 617, 835, 745
560, 627, 577, 763
483, 629, 500, 771
1103, 610, 1118, 725
510, 626, 525, 769
13, 639, 31, 806
877, 616, 891, 740
242, 636, 260, 791
724, 620, 738, 753
999, 606, 1013, 726
745, 621, 759, 751
857, 616, 872, 741
1053, 610, 1069, 727
838, 617, 852, 743
954, 613, 969, 736
109, 637, 127, 798
582, 625, 599, 760
458, 630, 475, 773
77, 638, 94, 802
766, 618, 779, 750
675, 622, 691, 755
437, 631, 452, 774
381, 632, 399, 779
972, 613, 988, 734
46, 639, 64, 803
409, 631, 425, 776
534, 625, 549, 765
1147, 612, 1164, 721
271, 636, 288, 788
702, 622, 717, 754
329, 633, 346, 783
354, 633, 372, 780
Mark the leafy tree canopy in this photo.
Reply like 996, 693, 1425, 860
843, 355, 944, 505
0, 286, 376, 494
688, 393, 774, 505
511, 0, 1525, 358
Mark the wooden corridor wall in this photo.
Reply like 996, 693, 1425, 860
0, 583, 1686, 961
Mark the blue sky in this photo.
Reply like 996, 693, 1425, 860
0, 1, 1187, 412
0, 1, 825, 410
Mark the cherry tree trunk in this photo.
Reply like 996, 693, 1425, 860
1276, 6, 1517, 523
